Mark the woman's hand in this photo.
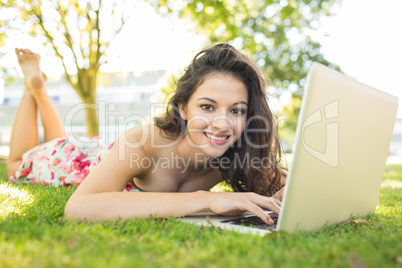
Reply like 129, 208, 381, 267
272, 187, 285, 202
280, 169, 288, 187
204, 192, 281, 225
272, 169, 288, 201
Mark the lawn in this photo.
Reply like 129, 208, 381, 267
0, 159, 401, 268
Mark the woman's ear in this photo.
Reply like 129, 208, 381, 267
178, 103, 188, 120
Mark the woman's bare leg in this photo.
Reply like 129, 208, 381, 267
7, 89, 38, 177
7, 48, 64, 177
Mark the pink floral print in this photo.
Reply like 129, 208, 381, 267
8, 137, 142, 192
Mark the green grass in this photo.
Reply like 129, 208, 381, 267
0, 159, 401, 267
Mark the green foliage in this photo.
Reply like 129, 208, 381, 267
160, 74, 180, 103
0, 162, 401, 267
0, 19, 9, 78
0, 160, 7, 179
277, 94, 302, 147
0, 24, 5, 47
151, 0, 339, 93
149, 0, 341, 139
0, 0, 134, 136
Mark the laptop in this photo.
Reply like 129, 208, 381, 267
179, 62, 399, 236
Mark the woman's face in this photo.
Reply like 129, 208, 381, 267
178, 73, 248, 158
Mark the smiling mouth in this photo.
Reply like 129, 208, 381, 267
204, 132, 231, 141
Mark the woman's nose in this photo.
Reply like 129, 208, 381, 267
211, 115, 231, 131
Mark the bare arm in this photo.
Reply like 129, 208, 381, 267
65, 190, 210, 221
65, 127, 281, 224
65, 190, 281, 224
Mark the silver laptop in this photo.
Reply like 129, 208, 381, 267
179, 62, 399, 236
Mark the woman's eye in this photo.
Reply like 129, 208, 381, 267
232, 108, 245, 115
201, 105, 214, 111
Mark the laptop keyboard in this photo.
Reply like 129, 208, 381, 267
220, 213, 279, 231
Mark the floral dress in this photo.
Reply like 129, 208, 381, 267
8, 136, 143, 192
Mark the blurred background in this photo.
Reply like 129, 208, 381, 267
0, 0, 401, 162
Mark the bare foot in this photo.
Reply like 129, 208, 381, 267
15, 48, 47, 98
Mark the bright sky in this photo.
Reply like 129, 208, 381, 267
319, 0, 402, 117
99, 2, 206, 73
0, 1, 206, 77
1, 0, 401, 117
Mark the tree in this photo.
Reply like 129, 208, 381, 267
0, 17, 9, 78
150, 0, 340, 144
0, 0, 134, 136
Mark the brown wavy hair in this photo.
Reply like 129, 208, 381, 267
154, 43, 282, 196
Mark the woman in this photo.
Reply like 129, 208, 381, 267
8, 44, 285, 225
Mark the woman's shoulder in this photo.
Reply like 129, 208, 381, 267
119, 123, 179, 154
121, 123, 150, 142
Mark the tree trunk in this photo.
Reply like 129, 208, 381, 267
73, 67, 99, 137
82, 94, 99, 137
